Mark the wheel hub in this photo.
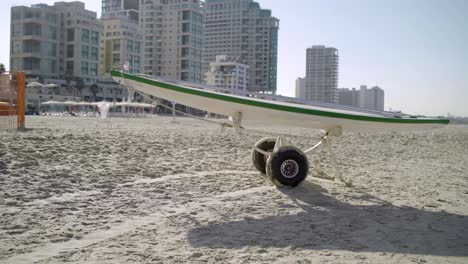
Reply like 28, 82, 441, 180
280, 159, 299, 179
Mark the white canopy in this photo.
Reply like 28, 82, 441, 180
90, 101, 114, 106
41, 100, 154, 108
41, 100, 68, 105
43, 83, 59, 88
116, 102, 155, 108
63, 101, 81, 105
76, 101, 94, 106
26, 82, 43, 87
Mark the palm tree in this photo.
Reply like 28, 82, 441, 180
90, 83, 99, 101
51, 84, 60, 95
113, 86, 120, 102
74, 77, 84, 98
64, 74, 74, 96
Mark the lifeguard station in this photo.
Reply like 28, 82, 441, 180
0, 72, 25, 130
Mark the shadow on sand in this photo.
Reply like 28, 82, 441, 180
187, 181, 468, 256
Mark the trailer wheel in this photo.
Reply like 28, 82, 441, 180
251, 137, 277, 173
266, 146, 309, 187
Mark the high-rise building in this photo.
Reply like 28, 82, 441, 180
99, 16, 142, 78
305, 45, 339, 103
204, 0, 279, 93
102, 0, 140, 22
337, 88, 359, 107
10, 2, 102, 85
358, 85, 384, 111
337, 85, 385, 111
140, 0, 204, 83
295, 77, 306, 100
205, 55, 249, 91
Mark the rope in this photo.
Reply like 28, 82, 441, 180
137, 90, 233, 128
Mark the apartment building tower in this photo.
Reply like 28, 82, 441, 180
140, 0, 204, 83
337, 85, 385, 111
102, 0, 140, 22
204, 0, 279, 93
100, 16, 142, 78
10, 2, 102, 85
205, 55, 249, 91
295, 77, 306, 100
305, 45, 339, 103
358, 85, 384, 111
337, 88, 359, 107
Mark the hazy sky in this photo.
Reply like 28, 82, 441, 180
2, 0, 467, 116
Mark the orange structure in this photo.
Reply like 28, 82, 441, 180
0, 72, 25, 129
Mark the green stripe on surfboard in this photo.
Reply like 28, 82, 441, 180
111, 70, 449, 125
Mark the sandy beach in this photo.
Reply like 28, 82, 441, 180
0, 116, 467, 263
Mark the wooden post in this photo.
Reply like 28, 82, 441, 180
16, 72, 26, 130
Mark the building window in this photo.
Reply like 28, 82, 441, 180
182, 11, 190, 20
91, 31, 99, 45
67, 29, 74, 41
113, 54, 120, 67
24, 23, 41, 36
127, 40, 133, 53
90, 63, 97, 76
182, 35, 189, 45
90, 47, 98, 61
81, 61, 89, 75
66, 61, 74, 75
45, 43, 56, 57
81, 45, 89, 59
181, 48, 189, 57
113, 39, 121, 52
82, 29, 89, 43
12, 10, 22, 20
45, 26, 57, 40
46, 14, 57, 24
182, 23, 189, 33
135, 42, 140, 54
66, 45, 74, 58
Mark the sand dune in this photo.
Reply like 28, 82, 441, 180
1, 116, 467, 263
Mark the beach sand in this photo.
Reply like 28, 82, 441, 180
1, 116, 467, 263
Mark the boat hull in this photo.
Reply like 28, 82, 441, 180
112, 71, 449, 132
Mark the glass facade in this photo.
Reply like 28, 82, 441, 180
204, 0, 279, 93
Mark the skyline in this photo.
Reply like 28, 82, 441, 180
2, 0, 467, 116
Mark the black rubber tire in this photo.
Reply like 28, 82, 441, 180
266, 145, 309, 187
251, 137, 277, 173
